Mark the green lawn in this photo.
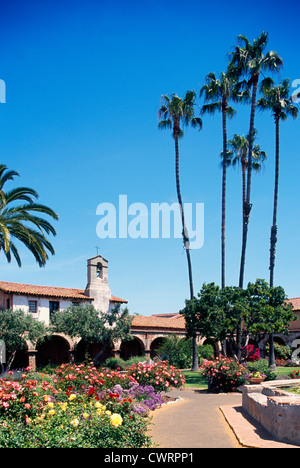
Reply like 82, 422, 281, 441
276, 366, 299, 377
182, 370, 208, 389
182, 366, 300, 389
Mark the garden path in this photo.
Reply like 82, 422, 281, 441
150, 387, 242, 448
150, 387, 300, 448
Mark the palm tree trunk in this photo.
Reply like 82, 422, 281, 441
242, 160, 246, 208
93, 342, 108, 365
174, 129, 194, 299
5, 350, 16, 372
174, 125, 198, 371
269, 117, 279, 288
239, 74, 259, 290
221, 103, 227, 289
237, 74, 259, 361
268, 117, 280, 371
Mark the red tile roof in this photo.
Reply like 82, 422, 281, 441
288, 297, 300, 310
111, 295, 128, 304
0, 281, 127, 303
131, 313, 186, 330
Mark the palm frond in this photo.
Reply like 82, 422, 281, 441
201, 102, 221, 115
4, 187, 39, 205
0, 165, 58, 267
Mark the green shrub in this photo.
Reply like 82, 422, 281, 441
156, 336, 192, 368
156, 336, 214, 369
198, 344, 214, 361
246, 359, 277, 381
265, 343, 292, 361
126, 356, 148, 366
103, 357, 127, 370
104, 356, 148, 370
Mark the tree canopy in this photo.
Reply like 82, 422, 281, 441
180, 279, 296, 361
0, 309, 47, 371
51, 304, 133, 364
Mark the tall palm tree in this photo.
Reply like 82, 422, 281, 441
229, 31, 283, 290
257, 79, 298, 369
226, 132, 267, 217
225, 131, 267, 361
158, 91, 202, 371
257, 79, 298, 287
200, 71, 249, 289
0, 165, 59, 267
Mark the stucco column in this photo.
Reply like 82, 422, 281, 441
28, 350, 37, 370
113, 340, 122, 358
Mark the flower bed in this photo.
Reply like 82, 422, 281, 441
290, 369, 300, 380
0, 362, 184, 448
126, 360, 186, 392
200, 357, 247, 393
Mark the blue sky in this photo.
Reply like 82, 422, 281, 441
0, 0, 299, 316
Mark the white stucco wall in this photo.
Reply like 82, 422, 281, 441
12, 295, 74, 326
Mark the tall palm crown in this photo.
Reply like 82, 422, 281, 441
229, 31, 283, 203
200, 71, 247, 116
229, 31, 283, 79
200, 71, 249, 288
227, 133, 267, 172
226, 132, 267, 206
0, 165, 59, 267
158, 91, 202, 137
257, 79, 298, 123
228, 31, 283, 290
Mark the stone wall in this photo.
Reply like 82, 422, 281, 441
242, 380, 300, 446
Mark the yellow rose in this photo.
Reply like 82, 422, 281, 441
110, 413, 123, 427
68, 394, 76, 401
48, 410, 56, 416
70, 418, 79, 427
95, 401, 105, 410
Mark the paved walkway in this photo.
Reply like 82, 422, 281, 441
150, 387, 300, 449
150, 388, 242, 448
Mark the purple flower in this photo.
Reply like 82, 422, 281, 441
112, 384, 123, 396
133, 404, 147, 414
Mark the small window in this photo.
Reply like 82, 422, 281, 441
6, 298, 10, 310
72, 302, 80, 307
49, 301, 59, 314
28, 300, 37, 314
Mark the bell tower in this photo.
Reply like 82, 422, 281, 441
85, 255, 112, 312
